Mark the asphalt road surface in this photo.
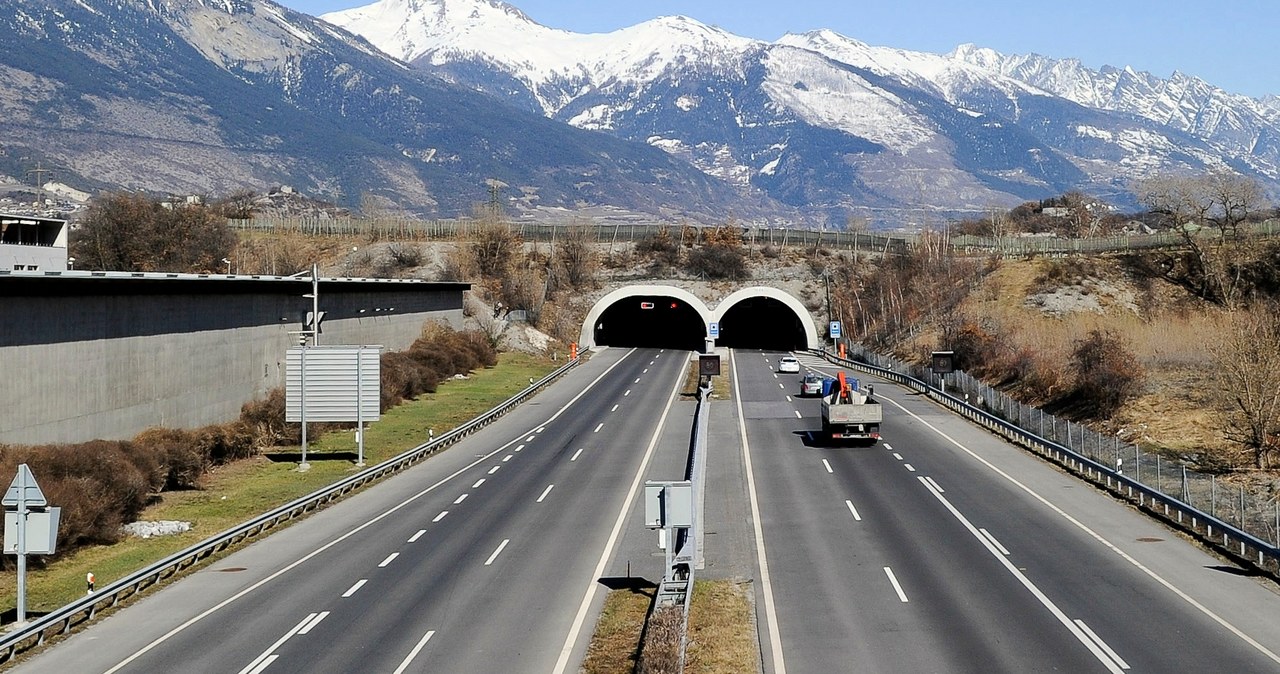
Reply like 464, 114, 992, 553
16, 347, 695, 674
735, 349, 1280, 673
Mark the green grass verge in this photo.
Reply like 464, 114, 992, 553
1, 351, 558, 619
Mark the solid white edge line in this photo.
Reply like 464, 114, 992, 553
342, 579, 368, 598
822, 459, 833, 474
551, 351, 689, 674
297, 611, 328, 635
236, 614, 314, 674
917, 476, 1123, 673
391, 630, 436, 674
978, 528, 1011, 556
1075, 619, 1132, 670
881, 393, 1280, 666
537, 484, 555, 503
883, 567, 909, 603
243, 654, 278, 674
733, 349, 787, 674
472, 479, 485, 489
570, 448, 584, 462
408, 530, 426, 543
845, 500, 862, 521
378, 553, 399, 568
433, 511, 448, 522
104, 348, 643, 674
484, 539, 510, 566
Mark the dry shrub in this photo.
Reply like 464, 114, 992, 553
1069, 329, 1145, 419
470, 221, 521, 280
233, 231, 318, 276
555, 225, 599, 290
240, 388, 296, 448
379, 325, 499, 409
685, 243, 749, 281
134, 427, 206, 490
636, 227, 681, 270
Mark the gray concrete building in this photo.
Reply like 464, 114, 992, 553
0, 215, 69, 271
0, 271, 469, 444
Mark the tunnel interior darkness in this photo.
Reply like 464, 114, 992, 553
717, 297, 807, 350
594, 296, 707, 350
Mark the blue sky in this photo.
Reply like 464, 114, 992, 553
279, 0, 1278, 98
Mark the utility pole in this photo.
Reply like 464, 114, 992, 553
24, 162, 53, 211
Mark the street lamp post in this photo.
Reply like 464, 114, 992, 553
222, 257, 231, 274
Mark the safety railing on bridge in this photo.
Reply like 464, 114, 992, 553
813, 346, 1280, 576
0, 357, 581, 664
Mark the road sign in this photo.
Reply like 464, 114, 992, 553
708, 322, 719, 338
699, 354, 721, 376
829, 321, 842, 339
2, 464, 46, 508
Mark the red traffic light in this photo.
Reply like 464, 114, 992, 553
669, 302, 678, 309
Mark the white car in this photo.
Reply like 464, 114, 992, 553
778, 355, 800, 373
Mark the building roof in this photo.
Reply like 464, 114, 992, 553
0, 269, 470, 295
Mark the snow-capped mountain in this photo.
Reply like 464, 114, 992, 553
326, 0, 1280, 221
0, 0, 762, 219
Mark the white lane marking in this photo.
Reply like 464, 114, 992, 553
650, 360, 655, 365
537, 484, 555, 503
786, 395, 792, 402
893, 453, 903, 460
502, 455, 513, 462
105, 348, 645, 674
979, 528, 1010, 556
536, 427, 545, 434
527, 435, 536, 442
488, 466, 500, 474
635, 378, 640, 383
884, 567, 909, 602
433, 511, 448, 522
794, 410, 802, 419
644, 368, 649, 373
773, 373, 778, 379
298, 611, 328, 635
845, 500, 862, 521
242, 655, 277, 674
730, 350, 787, 674
881, 393, 1280, 666
391, 630, 436, 674
625, 389, 631, 396
822, 459, 833, 474
883, 443, 893, 451
236, 614, 314, 674
378, 553, 399, 568
904, 463, 916, 472
611, 404, 620, 412
485, 539, 510, 566
454, 493, 468, 504
553, 351, 689, 674
917, 477, 1123, 672
472, 479, 485, 489
408, 530, 426, 542
515, 444, 525, 452
594, 423, 604, 433
571, 448, 584, 461
923, 476, 945, 493
778, 383, 785, 390
342, 579, 368, 598
1075, 620, 1131, 670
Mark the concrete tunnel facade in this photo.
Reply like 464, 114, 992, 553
578, 285, 820, 351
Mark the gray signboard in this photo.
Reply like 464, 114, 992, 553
286, 345, 382, 423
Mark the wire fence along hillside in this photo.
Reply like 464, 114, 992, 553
847, 343, 1280, 560
230, 217, 1280, 257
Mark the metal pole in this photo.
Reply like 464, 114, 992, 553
311, 263, 320, 346
300, 344, 309, 471
16, 467, 27, 624
356, 348, 365, 467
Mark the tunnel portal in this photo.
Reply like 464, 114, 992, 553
592, 295, 706, 351
717, 296, 808, 350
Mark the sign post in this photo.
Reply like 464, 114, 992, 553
829, 321, 842, 352
3, 464, 58, 624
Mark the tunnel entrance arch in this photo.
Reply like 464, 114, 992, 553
579, 285, 711, 350
713, 287, 819, 351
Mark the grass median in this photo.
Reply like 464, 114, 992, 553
1, 351, 558, 619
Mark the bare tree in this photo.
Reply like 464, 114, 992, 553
1212, 307, 1280, 468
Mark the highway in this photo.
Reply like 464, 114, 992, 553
15, 347, 696, 674
734, 349, 1280, 673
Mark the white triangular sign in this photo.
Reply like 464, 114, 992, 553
2, 464, 47, 508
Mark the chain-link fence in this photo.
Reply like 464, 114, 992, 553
839, 344, 1280, 571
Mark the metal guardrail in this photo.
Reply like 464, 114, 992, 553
812, 349, 1280, 576
0, 357, 581, 664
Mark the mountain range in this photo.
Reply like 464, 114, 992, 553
1, 0, 1275, 226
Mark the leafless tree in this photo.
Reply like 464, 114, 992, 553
1212, 307, 1280, 468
